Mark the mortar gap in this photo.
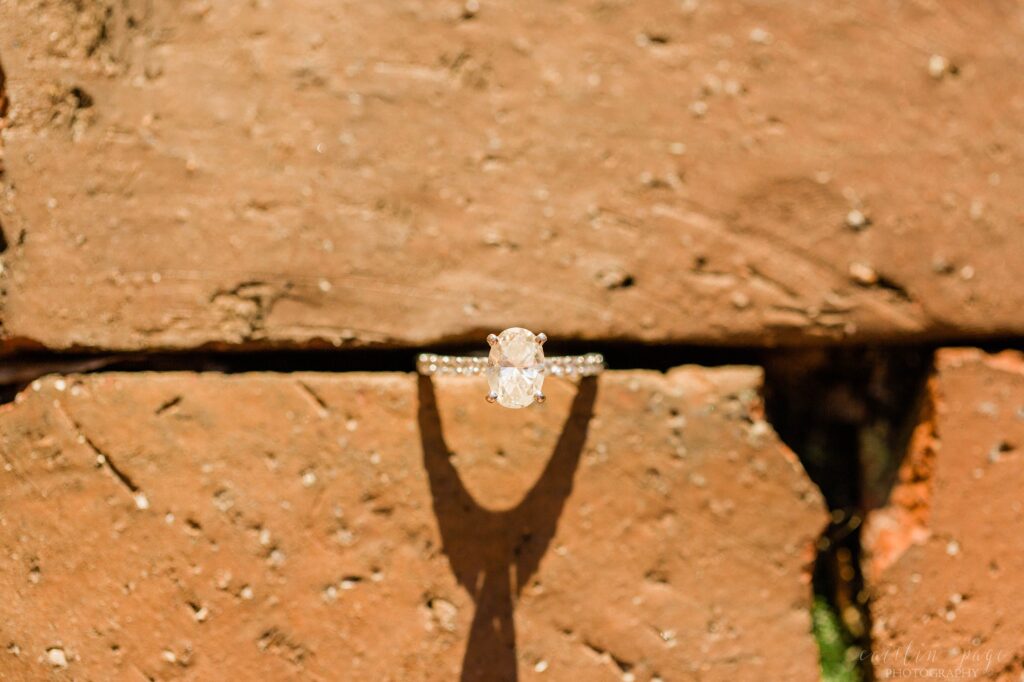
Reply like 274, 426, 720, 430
763, 346, 933, 682
0, 342, 775, 403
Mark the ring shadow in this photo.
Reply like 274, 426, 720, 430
417, 375, 598, 682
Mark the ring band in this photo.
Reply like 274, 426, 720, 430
416, 354, 606, 377
416, 327, 604, 409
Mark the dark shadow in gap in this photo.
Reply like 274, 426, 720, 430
417, 375, 597, 682
0, 54, 8, 121
763, 347, 932, 682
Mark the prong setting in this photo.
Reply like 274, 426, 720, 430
484, 328, 546, 408
535, 332, 547, 346
486, 333, 498, 346
534, 391, 546, 404
486, 391, 498, 403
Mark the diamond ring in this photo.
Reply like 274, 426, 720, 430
416, 327, 605, 408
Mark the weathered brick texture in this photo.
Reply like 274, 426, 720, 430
0, 367, 824, 680
0, 2, 1022, 350
864, 349, 1024, 680
1, 0, 1022, 679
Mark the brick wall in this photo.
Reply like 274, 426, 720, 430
1, 1, 1022, 680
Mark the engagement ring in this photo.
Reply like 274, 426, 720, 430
416, 327, 605, 408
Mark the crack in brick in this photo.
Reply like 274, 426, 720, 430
154, 394, 182, 415
0, 53, 8, 126
54, 401, 146, 507
0, 53, 8, 341
294, 380, 329, 417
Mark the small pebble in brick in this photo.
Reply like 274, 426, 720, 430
849, 262, 878, 286
846, 209, 869, 230
928, 54, 950, 79
46, 647, 68, 668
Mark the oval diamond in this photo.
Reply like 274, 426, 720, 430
485, 327, 545, 408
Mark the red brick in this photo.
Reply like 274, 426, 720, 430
0, 367, 824, 680
0, 2, 1022, 350
863, 349, 1024, 679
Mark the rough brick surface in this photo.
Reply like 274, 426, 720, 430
0, 367, 824, 680
863, 349, 1024, 679
1, 2, 1023, 350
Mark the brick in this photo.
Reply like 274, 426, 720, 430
1, 2, 1022, 350
0, 367, 824, 679
863, 349, 1024, 679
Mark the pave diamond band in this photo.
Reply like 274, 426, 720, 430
416, 327, 604, 409
416, 353, 606, 377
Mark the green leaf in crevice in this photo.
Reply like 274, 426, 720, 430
812, 596, 861, 682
